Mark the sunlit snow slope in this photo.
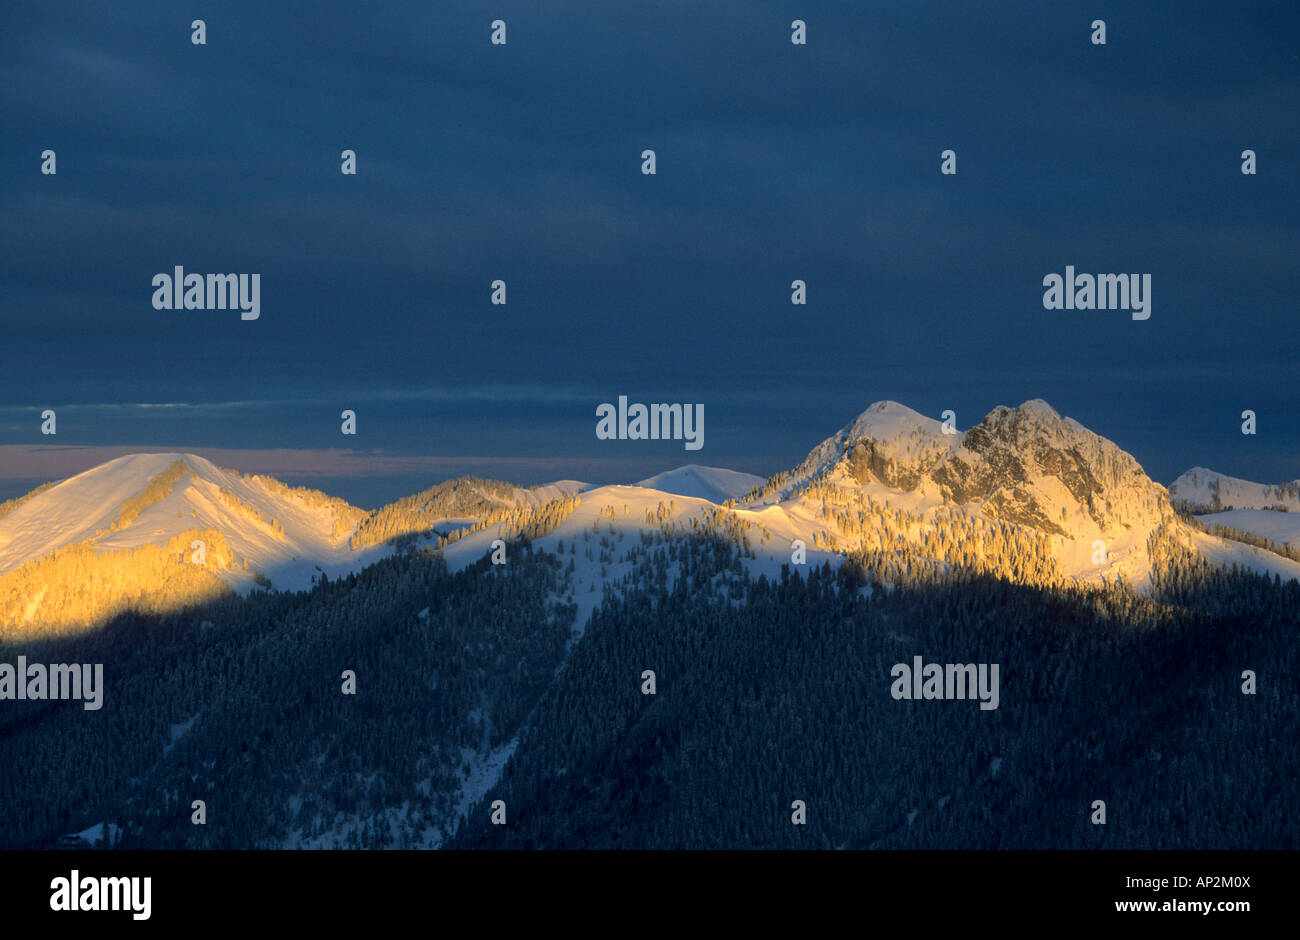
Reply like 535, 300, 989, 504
0, 453, 382, 592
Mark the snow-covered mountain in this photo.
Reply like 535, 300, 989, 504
720, 399, 1198, 586
757, 399, 1172, 538
2, 401, 1296, 634
436, 400, 1299, 593
0, 453, 382, 593
1169, 467, 1300, 513
1162, 467, 1299, 559
347, 475, 589, 551
1194, 509, 1299, 548
778, 400, 961, 495
0, 454, 598, 597
636, 465, 764, 503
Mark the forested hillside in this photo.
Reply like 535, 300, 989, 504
1, 449, 1295, 850
350, 477, 574, 550
451, 531, 1297, 850
0, 542, 576, 849
0, 530, 237, 641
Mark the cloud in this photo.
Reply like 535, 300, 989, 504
0, 444, 665, 484
0, 0, 1294, 491
0, 384, 596, 415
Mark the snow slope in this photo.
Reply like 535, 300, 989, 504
0, 453, 187, 570
4, 404, 1295, 608
441, 481, 840, 626
1196, 510, 1299, 548
0, 453, 386, 593
1170, 467, 1300, 512
636, 465, 765, 503
1187, 529, 1300, 582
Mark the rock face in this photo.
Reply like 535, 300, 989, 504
783, 400, 957, 494
770, 398, 1175, 541
933, 400, 1172, 537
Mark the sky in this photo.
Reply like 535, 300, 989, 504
1, 1, 1296, 508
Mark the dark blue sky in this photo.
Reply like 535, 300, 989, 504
2, 1, 1296, 507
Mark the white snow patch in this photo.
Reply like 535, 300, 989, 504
1197, 509, 1299, 548
165, 713, 200, 755
73, 821, 122, 847
1189, 529, 1300, 583
1171, 467, 1300, 512
636, 465, 765, 503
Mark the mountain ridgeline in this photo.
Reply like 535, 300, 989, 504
737, 399, 1173, 539
0, 399, 1295, 849
0, 455, 579, 640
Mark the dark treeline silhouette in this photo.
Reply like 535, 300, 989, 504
2, 523, 1294, 849
0, 544, 575, 849
451, 531, 1297, 849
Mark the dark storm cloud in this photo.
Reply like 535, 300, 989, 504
1, 0, 1296, 498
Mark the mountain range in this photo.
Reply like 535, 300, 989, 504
1, 398, 1296, 640
3, 397, 1297, 851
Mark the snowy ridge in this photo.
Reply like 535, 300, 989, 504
756, 400, 960, 503
725, 399, 1183, 587
514, 480, 591, 505
0, 457, 592, 595
636, 465, 765, 503
2, 401, 1296, 611
1186, 528, 1300, 582
1195, 509, 1299, 549
0, 453, 384, 593
1170, 467, 1300, 512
